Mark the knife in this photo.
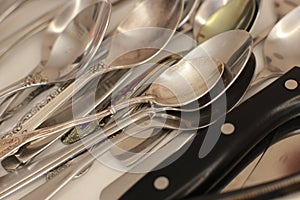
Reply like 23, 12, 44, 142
101, 66, 300, 199
186, 117, 300, 199
206, 116, 300, 194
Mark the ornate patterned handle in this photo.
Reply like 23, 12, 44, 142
0, 131, 38, 159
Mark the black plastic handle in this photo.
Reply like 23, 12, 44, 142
120, 67, 300, 200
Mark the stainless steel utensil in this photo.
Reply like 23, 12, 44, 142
0, 0, 111, 98
0, 0, 184, 170
0, 0, 31, 23
0, 52, 182, 171
110, 52, 256, 166
0, 29, 252, 161
0, 53, 255, 199
193, 0, 256, 43
178, 0, 202, 28
0, 1, 68, 59
247, 6, 300, 95
0, 45, 224, 160
115, 66, 300, 199
0, 107, 186, 199
0, 0, 183, 137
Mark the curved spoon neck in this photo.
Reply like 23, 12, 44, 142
112, 95, 154, 114
0, 79, 27, 99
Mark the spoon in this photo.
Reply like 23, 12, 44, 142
0, 0, 111, 98
0, 1, 105, 119
0, 52, 183, 171
178, 0, 202, 28
0, 0, 184, 142
3, 26, 247, 170
262, 6, 300, 79
0, 29, 252, 160
0, 1, 70, 60
110, 52, 255, 166
0, 0, 184, 169
248, 6, 300, 94
193, 0, 257, 43
0, 52, 256, 199
0, 0, 30, 24
0, 42, 223, 160
0, 106, 190, 199
274, 0, 300, 18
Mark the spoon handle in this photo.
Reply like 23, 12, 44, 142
0, 109, 152, 199
16, 111, 178, 200
0, 1, 66, 59
0, 0, 29, 23
0, 92, 153, 160
0, 72, 49, 99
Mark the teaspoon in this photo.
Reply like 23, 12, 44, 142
0, 53, 256, 199
0, 0, 184, 141
0, 0, 111, 98
193, 0, 257, 43
248, 6, 300, 93
0, 43, 223, 160
0, 29, 252, 160
0, 0, 184, 167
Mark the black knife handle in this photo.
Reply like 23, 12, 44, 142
120, 67, 300, 200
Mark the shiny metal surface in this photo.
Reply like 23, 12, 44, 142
0, 1, 67, 59
263, 6, 300, 76
0, 51, 222, 161
102, 0, 183, 67
0, 0, 111, 98
0, 30, 251, 160
1, 1, 299, 199
146, 53, 223, 107
0, 52, 181, 169
274, 0, 300, 18
0, 0, 31, 23
193, 0, 256, 43
178, 0, 202, 28
0, 108, 184, 199
223, 130, 300, 193
0, 0, 184, 170
245, 6, 300, 98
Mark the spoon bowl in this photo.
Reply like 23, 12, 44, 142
0, 30, 253, 161
178, 0, 202, 28
147, 58, 223, 107
0, 0, 185, 164
263, 6, 300, 74
193, 0, 256, 43
0, 0, 111, 98
251, 6, 300, 86
104, 0, 184, 67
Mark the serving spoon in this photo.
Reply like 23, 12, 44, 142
0, 0, 111, 99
